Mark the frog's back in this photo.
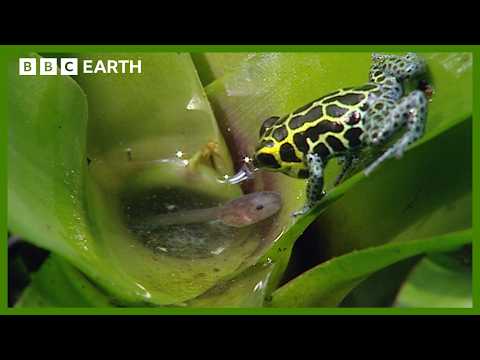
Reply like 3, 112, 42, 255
254, 84, 380, 177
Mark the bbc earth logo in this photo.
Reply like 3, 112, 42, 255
18, 58, 142, 76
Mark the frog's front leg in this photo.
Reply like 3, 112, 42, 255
292, 153, 325, 217
364, 90, 428, 176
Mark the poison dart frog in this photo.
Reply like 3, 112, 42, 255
225, 53, 430, 216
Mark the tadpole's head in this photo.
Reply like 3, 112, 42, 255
221, 191, 283, 227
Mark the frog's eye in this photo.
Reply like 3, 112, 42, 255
255, 140, 275, 152
253, 153, 281, 169
259, 116, 280, 137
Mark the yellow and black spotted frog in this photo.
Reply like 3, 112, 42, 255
226, 53, 430, 216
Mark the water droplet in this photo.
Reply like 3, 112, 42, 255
186, 95, 202, 110
210, 246, 225, 255
253, 280, 265, 292
243, 156, 252, 164
134, 283, 151, 299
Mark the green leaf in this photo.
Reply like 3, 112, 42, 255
9, 52, 472, 307
315, 118, 472, 259
186, 262, 275, 307
71, 53, 232, 174
268, 229, 471, 307
8, 54, 153, 304
191, 53, 253, 86
205, 52, 472, 293
340, 257, 420, 307
9, 53, 280, 306
8, 54, 89, 258
394, 249, 472, 308
16, 254, 113, 307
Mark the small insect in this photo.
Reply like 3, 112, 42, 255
224, 53, 430, 216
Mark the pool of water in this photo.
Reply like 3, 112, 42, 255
85, 158, 280, 304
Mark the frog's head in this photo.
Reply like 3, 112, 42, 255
252, 116, 309, 179
253, 116, 286, 172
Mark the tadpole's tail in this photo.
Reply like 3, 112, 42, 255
143, 207, 220, 227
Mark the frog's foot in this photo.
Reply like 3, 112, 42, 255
291, 205, 311, 218
291, 192, 325, 217
291, 153, 326, 217
364, 137, 411, 176
364, 146, 396, 176
334, 153, 359, 186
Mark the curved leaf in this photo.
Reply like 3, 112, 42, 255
8, 54, 153, 304
191, 53, 252, 86
339, 257, 420, 307
394, 249, 472, 308
16, 254, 112, 308
186, 262, 275, 307
268, 229, 471, 307
8, 54, 90, 258
205, 52, 472, 293
71, 53, 232, 175
315, 118, 471, 258
9, 51, 472, 307
9, 53, 283, 306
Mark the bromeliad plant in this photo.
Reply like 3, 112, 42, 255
8, 52, 472, 308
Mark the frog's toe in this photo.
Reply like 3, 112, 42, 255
364, 162, 379, 176
392, 145, 406, 159
291, 206, 310, 218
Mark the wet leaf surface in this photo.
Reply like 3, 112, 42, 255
394, 253, 472, 308
16, 254, 113, 308
9, 52, 473, 307
268, 229, 471, 307
9, 53, 282, 306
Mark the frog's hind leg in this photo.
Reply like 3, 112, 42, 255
334, 152, 360, 186
292, 153, 325, 217
364, 90, 428, 176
